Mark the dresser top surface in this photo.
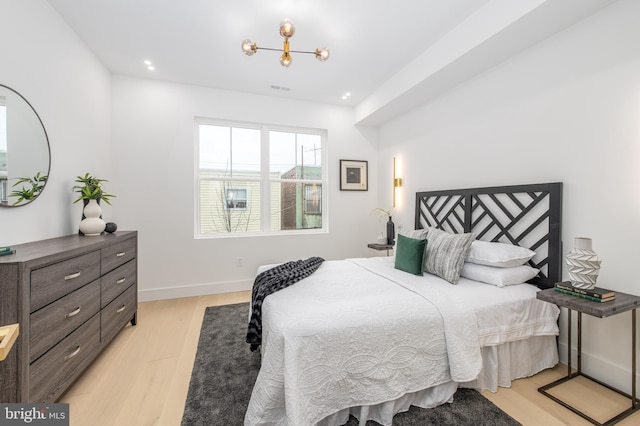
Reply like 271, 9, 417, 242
0, 231, 137, 265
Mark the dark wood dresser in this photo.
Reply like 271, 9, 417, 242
0, 231, 137, 402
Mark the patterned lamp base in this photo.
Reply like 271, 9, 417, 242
566, 237, 601, 289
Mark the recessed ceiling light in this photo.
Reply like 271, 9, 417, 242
144, 60, 152, 66
147, 65, 155, 71
342, 92, 351, 100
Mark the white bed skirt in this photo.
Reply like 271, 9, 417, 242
317, 335, 558, 426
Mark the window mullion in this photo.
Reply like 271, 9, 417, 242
228, 127, 233, 178
261, 127, 271, 232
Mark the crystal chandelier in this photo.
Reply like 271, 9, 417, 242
241, 19, 330, 68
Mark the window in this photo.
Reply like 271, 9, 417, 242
196, 119, 326, 237
225, 188, 248, 210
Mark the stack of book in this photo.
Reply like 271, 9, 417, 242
0, 246, 16, 257
554, 281, 615, 302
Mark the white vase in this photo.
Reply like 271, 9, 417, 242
79, 199, 106, 236
565, 237, 601, 289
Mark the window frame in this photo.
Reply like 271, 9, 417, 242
195, 117, 328, 238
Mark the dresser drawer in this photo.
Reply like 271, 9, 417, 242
31, 251, 101, 312
101, 259, 136, 309
101, 284, 136, 345
29, 314, 100, 402
30, 279, 101, 362
101, 237, 136, 275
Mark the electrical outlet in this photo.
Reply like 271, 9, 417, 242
236, 257, 243, 267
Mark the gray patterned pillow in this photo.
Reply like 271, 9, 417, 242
398, 226, 428, 240
424, 227, 476, 284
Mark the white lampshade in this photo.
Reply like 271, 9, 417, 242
280, 55, 293, 67
279, 19, 295, 38
315, 46, 330, 62
241, 39, 256, 56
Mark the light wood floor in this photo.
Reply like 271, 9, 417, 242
60, 291, 640, 425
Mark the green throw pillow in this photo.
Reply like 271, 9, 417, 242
394, 234, 427, 275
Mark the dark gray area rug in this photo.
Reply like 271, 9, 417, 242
181, 302, 522, 426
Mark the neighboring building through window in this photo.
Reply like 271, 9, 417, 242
196, 119, 326, 237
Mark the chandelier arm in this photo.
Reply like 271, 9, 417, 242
249, 47, 319, 55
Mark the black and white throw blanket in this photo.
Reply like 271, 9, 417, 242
246, 256, 324, 351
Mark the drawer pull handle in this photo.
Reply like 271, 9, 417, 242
116, 278, 126, 284
64, 345, 81, 361
116, 251, 126, 257
116, 305, 126, 313
64, 271, 81, 280
64, 307, 82, 319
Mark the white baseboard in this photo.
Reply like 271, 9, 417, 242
558, 340, 638, 395
138, 279, 253, 302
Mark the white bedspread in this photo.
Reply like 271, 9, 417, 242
244, 257, 559, 426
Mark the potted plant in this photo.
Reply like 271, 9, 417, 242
9, 172, 48, 205
73, 173, 115, 235
73, 173, 115, 205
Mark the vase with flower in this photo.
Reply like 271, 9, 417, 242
372, 208, 395, 246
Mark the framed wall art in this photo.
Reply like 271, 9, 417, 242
340, 160, 368, 191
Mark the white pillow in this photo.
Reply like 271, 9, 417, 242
460, 262, 539, 287
465, 240, 535, 268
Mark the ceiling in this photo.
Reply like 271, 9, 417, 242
46, 0, 617, 126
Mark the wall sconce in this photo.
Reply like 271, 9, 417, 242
393, 156, 403, 207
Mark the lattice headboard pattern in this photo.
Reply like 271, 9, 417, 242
415, 183, 562, 289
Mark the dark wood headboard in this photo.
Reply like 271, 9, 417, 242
415, 183, 562, 289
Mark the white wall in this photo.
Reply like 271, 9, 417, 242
110, 76, 380, 301
378, 0, 640, 393
0, 0, 112, 243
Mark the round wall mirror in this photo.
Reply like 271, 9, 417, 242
0, 84, 51, 207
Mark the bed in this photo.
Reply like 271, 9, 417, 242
245, 182, 563, 426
